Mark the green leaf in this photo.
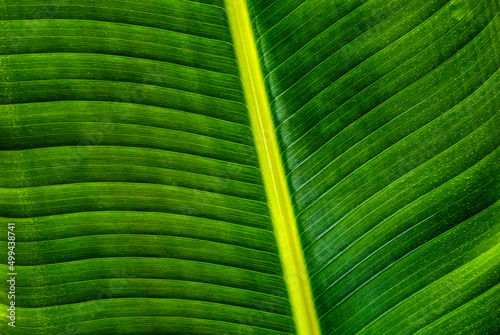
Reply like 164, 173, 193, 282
247, 0, 500, 334
0, 0, 498, 334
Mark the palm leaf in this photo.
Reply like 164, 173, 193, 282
1, 0, 498, 334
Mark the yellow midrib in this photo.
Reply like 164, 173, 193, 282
225, 1, 321, 334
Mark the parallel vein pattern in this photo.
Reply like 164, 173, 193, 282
247, 0, 500, 334
0, 1, 294, 334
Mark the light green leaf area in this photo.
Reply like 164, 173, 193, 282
0, 0, 294, 334
1, 0, 499, 334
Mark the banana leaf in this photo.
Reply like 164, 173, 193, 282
0, 0, 498, 334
